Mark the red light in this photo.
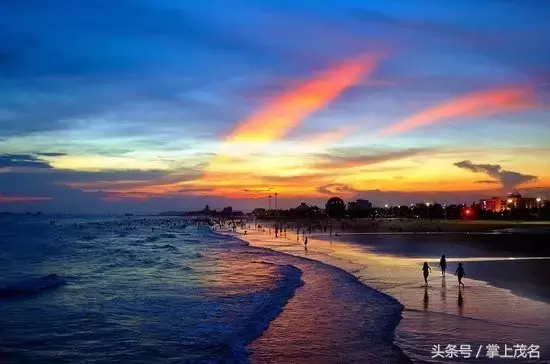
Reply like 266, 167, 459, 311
465, 209, 471, 215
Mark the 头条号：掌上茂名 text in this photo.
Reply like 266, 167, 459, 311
431, 344, 540, 359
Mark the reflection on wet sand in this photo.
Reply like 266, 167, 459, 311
423, 286, 429, 311
458, 287, 464, 316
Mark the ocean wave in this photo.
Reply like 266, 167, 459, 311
0, 274, 66, 298
183, 238, 202, 244
154, 244, 178, 251
230, 263, 303, 362
159, 233, 177, 239
160, 260, 178, 269
252, 260, 278, 266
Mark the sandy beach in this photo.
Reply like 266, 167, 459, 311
237, 226, 550, 363
274, 217, 550, 233
314, 232, 550, 302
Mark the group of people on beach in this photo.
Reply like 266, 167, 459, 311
422, 255, 465, 287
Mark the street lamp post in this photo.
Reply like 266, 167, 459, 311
536, 197, 542, 216
426, 202, 431, 220
274, 193, 278, 210
384, 204, 389, 218
268, 195, 272, 211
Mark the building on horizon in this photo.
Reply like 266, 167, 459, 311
480, 193, 539, 212
294, 202, 310, 213
347, 199, 372, 215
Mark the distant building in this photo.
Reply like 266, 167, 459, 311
347, 199, 372, 213
480, 193, 538, 211
252, 208, 266, 216
221, 206, 233, 215
295, 203, 309, 212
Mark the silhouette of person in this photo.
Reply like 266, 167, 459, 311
304, 237, 308, 250
439, 254, 447, 276
455, 262, 465, 287
422, 261, 432, 285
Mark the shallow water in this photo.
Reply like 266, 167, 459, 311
241, 228, 550, 363
0, 216, 410, 363
0, 216, 303, 363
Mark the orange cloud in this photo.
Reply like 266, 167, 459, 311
223, 53, 381, 145
88, 54, 383, 201
302, 126, 359, 148
201, 53, 382, 191
380, 86, 538, 136
0, 194, 52, 203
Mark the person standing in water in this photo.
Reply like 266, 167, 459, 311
455, 262, 465, 287
422, 262, 432, 285
439, 254, 447, 276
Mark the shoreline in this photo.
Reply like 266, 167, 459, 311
235, 227, 550, 362
220, 230, 412, 363
254, 217, 550, 234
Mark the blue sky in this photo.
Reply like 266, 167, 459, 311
1, 0, 549, 213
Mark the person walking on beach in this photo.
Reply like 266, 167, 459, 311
439, 255, 447, 277
422, 262, 432, 285
304, 237, 308, 250
455, 262, 465, 287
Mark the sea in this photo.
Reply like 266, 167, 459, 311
0, 215, 409, 364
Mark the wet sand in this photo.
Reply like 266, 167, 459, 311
343, 219, 550, 233
239, 228, 550, 363
315, 232, 550, 303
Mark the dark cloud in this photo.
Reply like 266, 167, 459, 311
454, 160, 538, 190
53, 169, 171, 183
242, 188, 274, 193
475, 180, 499, 184
0, 154, 52, 168
34, 152, 67, 157
0, 166, 201, 213
312, 148, 431, 169
178, 187, 214, 193
317, 183, 362, 195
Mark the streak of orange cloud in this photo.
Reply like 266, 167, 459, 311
224, 54, 381, 144
94, 54, 382, 200
303, 126, 359, 148
0, 194, 52, 203
380, 86, 538, 136
201, 53, 382, 192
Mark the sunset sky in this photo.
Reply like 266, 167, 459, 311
1, 0, 549, 213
